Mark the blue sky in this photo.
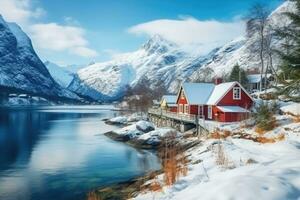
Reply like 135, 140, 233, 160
0, 0, 283, 66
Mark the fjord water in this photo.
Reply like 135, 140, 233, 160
0, 106, 160, 200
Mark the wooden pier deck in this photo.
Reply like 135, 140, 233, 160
148, 108, 198, 124
148, 108, 211, 133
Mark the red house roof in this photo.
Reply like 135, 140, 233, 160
177, 81, 253, 106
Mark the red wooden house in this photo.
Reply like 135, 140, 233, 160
176, 80, 253, 122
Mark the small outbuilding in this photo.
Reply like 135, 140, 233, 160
160, 95, 177, 112
247, 73, 274, 92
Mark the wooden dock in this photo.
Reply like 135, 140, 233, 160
148, 108, 209, 134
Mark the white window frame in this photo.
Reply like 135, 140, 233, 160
233, 87, 241, 100
208, 105, 212, 119
184, 104, 189, 114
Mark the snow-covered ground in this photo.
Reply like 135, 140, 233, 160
281, 103, 300, 116
135, 137, 300, 199
131, 112, 300, 200
135, 135, 300, 200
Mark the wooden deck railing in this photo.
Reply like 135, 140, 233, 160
148, 108, 198, 123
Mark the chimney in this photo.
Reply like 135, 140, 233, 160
214, 77, 223, 85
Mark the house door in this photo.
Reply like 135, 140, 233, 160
208, 105, 212, 119
198, 105, 204, 118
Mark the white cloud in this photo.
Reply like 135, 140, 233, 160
30, 23, 98, 57
0, 0, 97, 58
0, 0, 45, 25
128, 17, 245, 54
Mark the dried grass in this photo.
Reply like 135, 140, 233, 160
209, 130, 232, 139
276, 134, 285, 141
255, 127, 267, 135
149, 177, 162, 192
259, 93, 276, 100
255, 136, 276, 143
293, 116, 300, 123
87, 191, 102, 200
255, 133, 285, 144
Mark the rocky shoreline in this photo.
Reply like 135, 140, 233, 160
88, 170, 162, 200
104, 131, 160, 150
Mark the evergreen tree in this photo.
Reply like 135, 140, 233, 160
228, 64, 248, 87
275, 0, 300, 101
254, 102, 276, 131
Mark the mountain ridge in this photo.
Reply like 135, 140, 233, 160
0, 15, 79, 101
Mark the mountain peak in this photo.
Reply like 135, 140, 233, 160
142, 34, 176, 54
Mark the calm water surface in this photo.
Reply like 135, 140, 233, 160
0, 105, 160, 200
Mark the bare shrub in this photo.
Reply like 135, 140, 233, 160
159, 131, 188, 186
245, 158, 258, 165
214, 142, 235, 169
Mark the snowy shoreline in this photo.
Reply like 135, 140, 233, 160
96, 105, 300, 200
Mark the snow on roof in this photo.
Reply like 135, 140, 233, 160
180, 81, 252, 105
162, 95, 177, 104
168, 103, 177, 107
247, 74, 273, 83
217, 106, 250, 113
182, 83, 215, 104
206, 82, 236, 105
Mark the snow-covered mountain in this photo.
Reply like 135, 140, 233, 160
29, 1, 286, 101
0, 15, 78, 100
69, 35, 209, 100
68, 1, 294, 101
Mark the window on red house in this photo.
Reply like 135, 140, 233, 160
233, 87, 241, 100
184, 105, 189, 114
